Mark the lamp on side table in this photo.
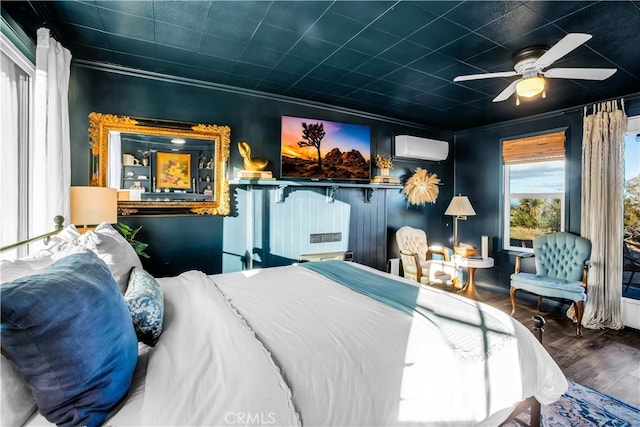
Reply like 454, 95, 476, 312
70, 186, 117, 232
444, 194, 476, 249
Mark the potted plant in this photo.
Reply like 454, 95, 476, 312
375, 154, 393, 176
115, 222, 150, 259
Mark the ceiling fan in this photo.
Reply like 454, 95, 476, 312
453, 33, 617, 105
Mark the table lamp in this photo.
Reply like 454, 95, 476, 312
70, 186, 117, 230
444, 194, 476, 247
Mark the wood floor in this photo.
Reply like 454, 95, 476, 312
476, 288, 640, 408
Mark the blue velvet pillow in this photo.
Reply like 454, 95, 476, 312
0, 252, 137, 427
124, 267, 164, 346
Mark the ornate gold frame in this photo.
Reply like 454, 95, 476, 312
89, 112, 230, 216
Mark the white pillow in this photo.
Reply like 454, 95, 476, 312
33, 223, 142, 294
0, 253, 54, 283
32, 224, 84, 260
0, 253, 48, 424
91, 222, 143, 293
0, 356, 37, 426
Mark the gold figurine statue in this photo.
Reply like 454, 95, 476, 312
238, 141, 269, 171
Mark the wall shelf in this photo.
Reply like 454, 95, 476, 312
229, 179, 401, 203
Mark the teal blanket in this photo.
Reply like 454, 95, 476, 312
301, 260, 515, 360
302, 260, 419, 316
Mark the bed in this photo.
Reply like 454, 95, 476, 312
1, 223, 567, 427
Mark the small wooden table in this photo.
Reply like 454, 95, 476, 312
453, 256, 494, 299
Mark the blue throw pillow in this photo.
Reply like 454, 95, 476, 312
0, 252, 137, 427
124, 267, 164, 346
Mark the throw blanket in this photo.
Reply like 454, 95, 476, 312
302, 260, 515, 361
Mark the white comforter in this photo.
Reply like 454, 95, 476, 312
27, 271, 300, 427
211, 263, 567, 426
26, 263, 567, 426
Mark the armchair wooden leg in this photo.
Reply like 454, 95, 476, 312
536, 296, 542, 312
574, 301, 584, 337
510, 287, 518, 316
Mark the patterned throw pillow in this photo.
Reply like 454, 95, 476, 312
124, 267, 164, 346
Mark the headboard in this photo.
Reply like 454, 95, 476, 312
0, 216, 65, 254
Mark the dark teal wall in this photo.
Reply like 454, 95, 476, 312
68, 65, 454, 276
66, 64, 640, 280
454, 99, 640, 294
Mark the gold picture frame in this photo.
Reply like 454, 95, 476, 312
88, 112, 230, 216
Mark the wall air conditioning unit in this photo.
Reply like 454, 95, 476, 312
394, 135, 449, 161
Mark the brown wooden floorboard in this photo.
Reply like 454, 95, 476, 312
476, 289, 640, 408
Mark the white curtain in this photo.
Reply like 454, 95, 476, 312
580, 100, 627, 330
108, 132, 122, 189
31, 28, 72, 234
0, 51, 20, 251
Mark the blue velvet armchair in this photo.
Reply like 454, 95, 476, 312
510, 232, 592, 337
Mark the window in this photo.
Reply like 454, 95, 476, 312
623, 132, 639, 245
1, 33, 34, 258
623, 116, 640, 296
503, 131, 566, 252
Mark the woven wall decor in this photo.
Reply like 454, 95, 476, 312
403, 168, 441, 205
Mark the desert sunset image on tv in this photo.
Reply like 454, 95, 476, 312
281, 116, 371, 180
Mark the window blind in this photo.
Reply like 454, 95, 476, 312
502, 131, 566, 165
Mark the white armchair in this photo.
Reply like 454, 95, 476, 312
395, 226, 460, 287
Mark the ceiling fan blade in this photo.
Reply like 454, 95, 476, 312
544, 68, 617, 80
454, 71, 517, 82
535, 33, 592, 69
492, 79, 520, 102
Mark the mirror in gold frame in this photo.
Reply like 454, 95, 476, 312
89, 112, 230, 216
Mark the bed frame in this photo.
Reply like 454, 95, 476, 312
0, 215, 64, 253
1, 220, 545, 427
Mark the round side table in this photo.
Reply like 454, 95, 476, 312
453, 256, 494, 299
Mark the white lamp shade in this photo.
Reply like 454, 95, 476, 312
70, 186, 118, 226
444, 195, 476, 216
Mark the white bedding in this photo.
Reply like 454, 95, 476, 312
211, 262, 567, 426
24, 262, 566, 426
26, 271, 300, 427
140, 271, 299, 426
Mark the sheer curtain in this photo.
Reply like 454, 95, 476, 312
0, 51, 20, 252
108, 132, 122, 189
31, 27, 72, 235
581, 100, 627, 330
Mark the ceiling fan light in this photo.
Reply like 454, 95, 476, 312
516, 77, 545, 98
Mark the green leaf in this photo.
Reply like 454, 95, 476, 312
131, 241, 148, 252
115, 222, 131, 235
116, 222, 150, 259
129, 225, 143, 240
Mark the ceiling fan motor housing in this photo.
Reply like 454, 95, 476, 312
513, 46, 549, 78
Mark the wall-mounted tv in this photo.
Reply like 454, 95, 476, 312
281, 115, 370, 181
